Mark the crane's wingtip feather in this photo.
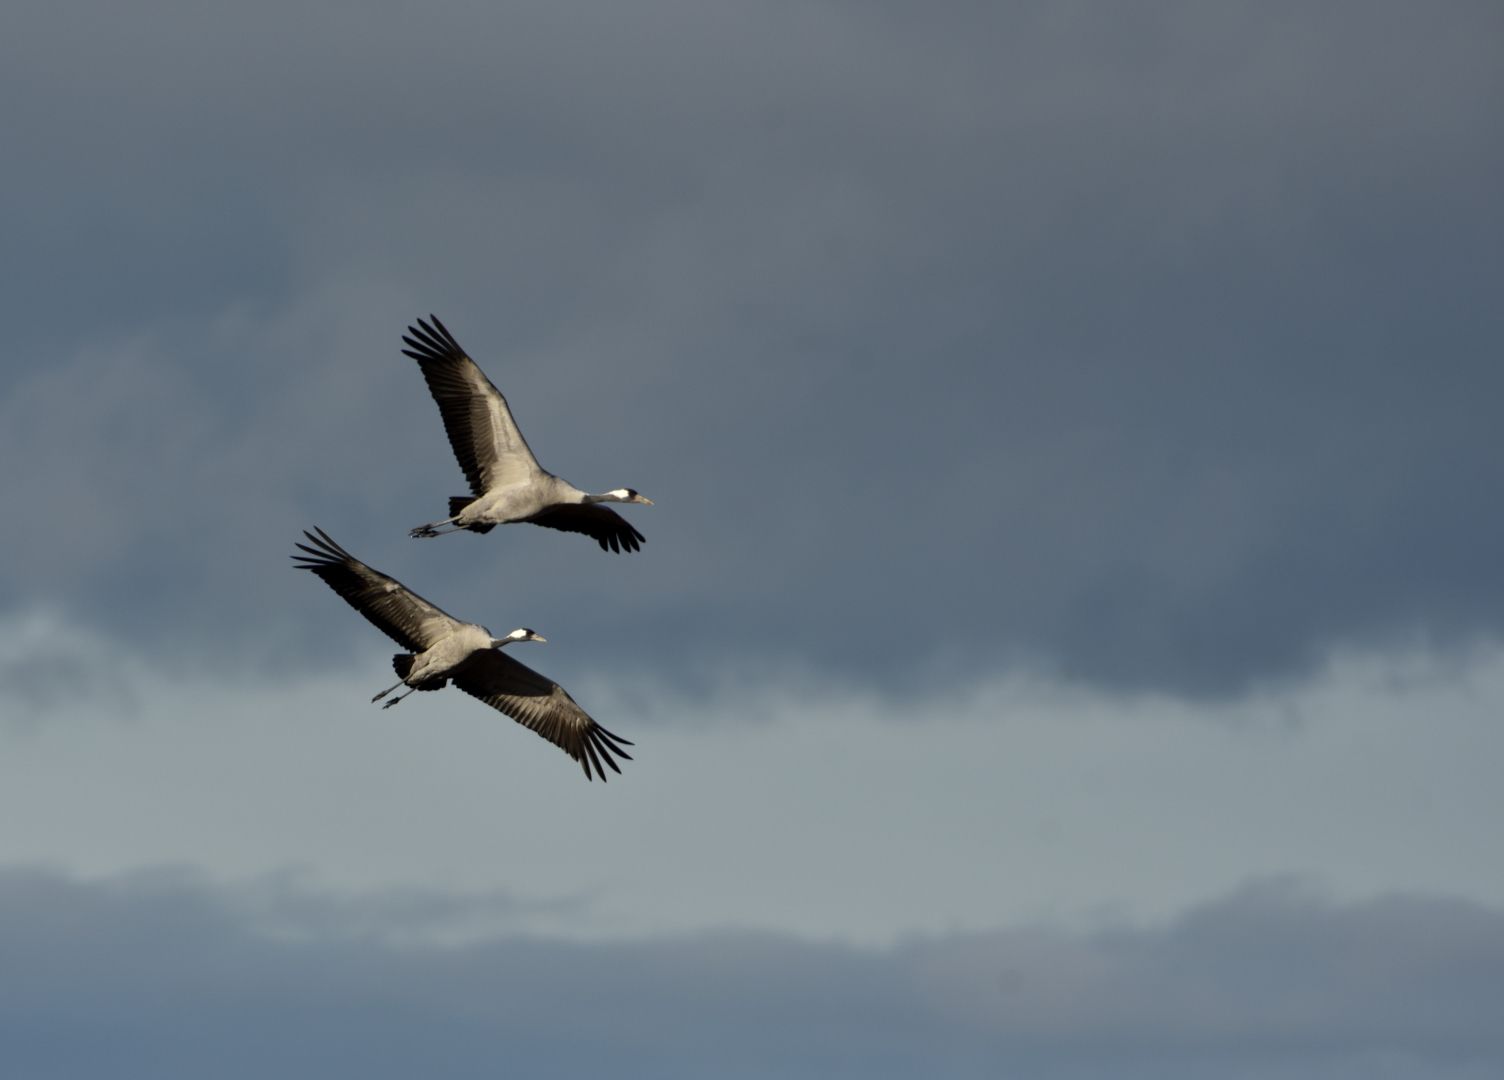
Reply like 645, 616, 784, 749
595, 724, 633, 747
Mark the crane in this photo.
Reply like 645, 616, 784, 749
293, 528, 633, 781
403, 316, 653, 552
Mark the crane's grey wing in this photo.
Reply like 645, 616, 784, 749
525, 504, 645, 553
450, 650, 634, 782
292, 528, 462, 652
402, 316, 543, 496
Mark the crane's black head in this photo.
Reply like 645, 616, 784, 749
490, 628, 545, 647
606, 488, 654, 505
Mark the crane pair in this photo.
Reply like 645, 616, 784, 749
294, 317, 652, 781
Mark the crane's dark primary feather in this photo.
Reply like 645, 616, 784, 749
527, 504, 645, 553
451, 651, 635, 782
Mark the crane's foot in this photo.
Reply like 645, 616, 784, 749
382, 685, 419, 709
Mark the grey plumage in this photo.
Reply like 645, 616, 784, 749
293, 528, 633, 781
403, 316, 653, 552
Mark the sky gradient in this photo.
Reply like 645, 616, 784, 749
1, 1, 1501, 1075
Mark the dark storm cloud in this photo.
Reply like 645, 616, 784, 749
0, 0, 1500, 691
0, 869, 1500, 1079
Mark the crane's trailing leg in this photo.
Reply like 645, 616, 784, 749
382, 686, 420, 709
410, 518, 464, 538
370, 680, 405, 703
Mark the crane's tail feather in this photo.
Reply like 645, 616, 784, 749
444, 495, 496, 534
390, 654, 447, 691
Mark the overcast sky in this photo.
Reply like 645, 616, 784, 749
1, 1, 1501, 1076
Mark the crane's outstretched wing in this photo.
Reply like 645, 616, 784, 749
402, 316, 544, 496
292, 528, 462, 652
526, 504, 645, 553
450, 650, 634, 782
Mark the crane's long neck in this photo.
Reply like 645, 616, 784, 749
546, 478, 593, 504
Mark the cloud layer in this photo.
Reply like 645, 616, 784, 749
1, 868, 1500, 1079
3, 609, 1501, 943
0, 0, 1500, 692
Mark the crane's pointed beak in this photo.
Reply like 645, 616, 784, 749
530, 634, 547, 643
633, 495, 654, 505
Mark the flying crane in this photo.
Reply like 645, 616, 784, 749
293, 528, 633, 781
403, 316, 653, 552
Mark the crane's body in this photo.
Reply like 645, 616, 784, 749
397, 621, 520, 691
